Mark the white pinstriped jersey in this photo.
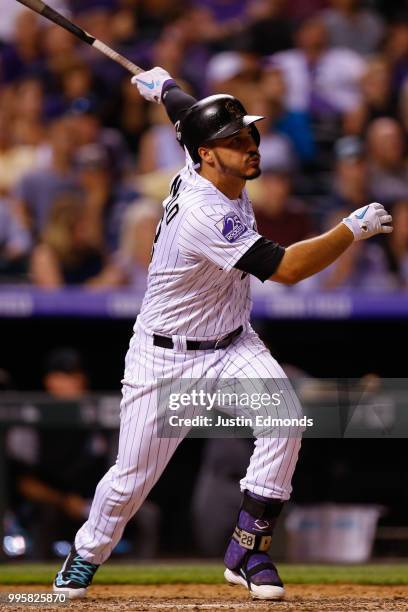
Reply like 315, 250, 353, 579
138, 157, 263, 338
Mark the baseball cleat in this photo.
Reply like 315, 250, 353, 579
224, 556, 285, 600
53, 547, 99, 599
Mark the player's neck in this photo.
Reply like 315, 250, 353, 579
199, 166, 244, 200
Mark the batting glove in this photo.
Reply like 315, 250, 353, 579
342, 202, 393, 241
131, 67, 172, 103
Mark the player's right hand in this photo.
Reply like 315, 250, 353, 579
131, 67, 172, 103
342, 202, 393, 241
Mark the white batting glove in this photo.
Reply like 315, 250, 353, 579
131, 67, 172, 103
342, 202, 393, 241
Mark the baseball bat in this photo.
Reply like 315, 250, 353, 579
15, 0, 144, 76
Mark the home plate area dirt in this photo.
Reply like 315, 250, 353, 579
3, 584, 408, 612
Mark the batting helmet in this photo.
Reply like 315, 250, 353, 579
178, 94, 264, 164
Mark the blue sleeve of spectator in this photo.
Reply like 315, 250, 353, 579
276, 111, 317, 163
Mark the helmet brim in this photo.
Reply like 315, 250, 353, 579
206, 114, 265, 142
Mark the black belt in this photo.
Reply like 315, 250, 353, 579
153, 325, 243, 351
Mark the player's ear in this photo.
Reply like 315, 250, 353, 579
198, 145, 215, 165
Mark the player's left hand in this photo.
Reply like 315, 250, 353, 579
131, 67, 172, 103
342, 202, 393, 241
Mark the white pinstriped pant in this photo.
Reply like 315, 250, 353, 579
75, 319, 302, 564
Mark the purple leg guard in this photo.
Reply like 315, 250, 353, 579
224, 490, 283, 587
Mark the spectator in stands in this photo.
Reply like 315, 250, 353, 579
244, 0, 293, 56
41, 23, 81, 94
379, 200, 408, 289
29, 191, 104, 287
311, 208, 399, 290
366, 117, 408, 205
11, 78, 48, 159
0, 0, 29, 44
114, 198, 161, 290
75, 144, 116, 253
13, 116, 79, 237
151, 23, 187, 78
398, 79, 408, 136
88, 198, 161, 291
0, 197, 31, 281
137, 103, 186, 175
270, 15, 366, 170
317, 147, 407, 290
237, 89, 298, 177
344, 56, 398, 136
320, 0, 385, 56
109, 3, 139, 48
76, 143, 140, 254
13, 77, 44, 125
260, 62, 317, 164
134, 0, 186, 42
286, 0, 327, 22
102, 76, 148, 156
58, 62, 100, 113
192, 0, 247, 23
0, 109, 39, 195
0, 9, 42, 84
72, 5, 126, 89
147, 17, 210, 97
206, 51, 259, 98
66, 96, 130, 182
178, 1, 247, 53
252, 161, 314, 246
326, 136, 372, 212
384, 21, 408, 98
271, 16, 366, 117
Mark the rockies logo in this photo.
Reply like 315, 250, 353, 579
225, 100, 244, 119
216, 212, 247, 243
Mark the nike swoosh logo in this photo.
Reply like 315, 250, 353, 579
355, 205, 369, 219
55, 575, 71, 587
136, 78, 155, 89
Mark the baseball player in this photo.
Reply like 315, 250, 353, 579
53, 67, 393, 600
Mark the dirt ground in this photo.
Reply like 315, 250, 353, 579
2, 584, 408, 612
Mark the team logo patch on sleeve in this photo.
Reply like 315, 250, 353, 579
216, 213, 247, 243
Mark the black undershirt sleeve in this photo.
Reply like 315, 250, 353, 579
162, 82, 197, 126
234, 237, 285, 282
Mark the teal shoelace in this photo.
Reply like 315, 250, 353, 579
65, 555, 98, 586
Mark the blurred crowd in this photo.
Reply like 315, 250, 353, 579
1, 0, 408, 291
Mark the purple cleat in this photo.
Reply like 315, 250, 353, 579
224, 490, 285, 600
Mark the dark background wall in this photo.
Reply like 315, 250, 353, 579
1, 316, 406, 390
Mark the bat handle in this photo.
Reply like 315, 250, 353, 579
92, 39, 144, 75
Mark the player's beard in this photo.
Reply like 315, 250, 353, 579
213, 151, 261, 181
244, 167, 262, 180
244, 152, 261, 179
